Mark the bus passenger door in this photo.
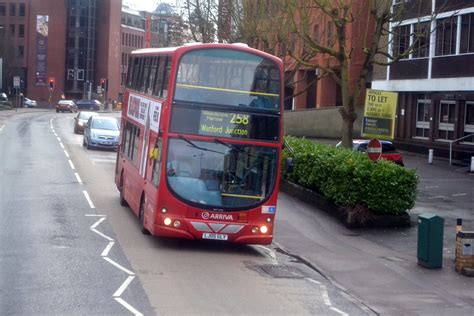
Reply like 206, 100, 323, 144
144, 135, 162, 231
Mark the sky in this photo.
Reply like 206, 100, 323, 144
124, 0, 181, 13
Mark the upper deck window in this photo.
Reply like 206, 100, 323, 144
174, 49, 281, 111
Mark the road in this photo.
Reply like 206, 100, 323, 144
0, 112, 366, 315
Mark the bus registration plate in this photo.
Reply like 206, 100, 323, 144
203, 233, 228, 241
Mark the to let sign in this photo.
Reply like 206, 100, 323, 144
367, 138, 382, 161
362, 89, 398, 139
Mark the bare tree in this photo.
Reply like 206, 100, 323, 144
185, 0, 217, 43
184, 0, 244, 43
241, 0, 444, 148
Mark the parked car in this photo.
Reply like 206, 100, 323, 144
0, 92, 11, 106
73, 111, 99, 134
56, 100, 77, 113
23, 97, 38, 108
76, 99, 101, 111
336, 139, 404, 166
83, 116, 120, 150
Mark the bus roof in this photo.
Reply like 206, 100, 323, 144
130, 43, 280, 63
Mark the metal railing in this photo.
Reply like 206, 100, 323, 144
449, 134, 474, 165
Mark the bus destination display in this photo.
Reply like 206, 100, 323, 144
199, 110, 250, 138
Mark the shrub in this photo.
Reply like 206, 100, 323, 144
283, 136, 418, 215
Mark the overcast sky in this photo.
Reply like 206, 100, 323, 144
124, 0, 180, 12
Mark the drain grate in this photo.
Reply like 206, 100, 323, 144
259, 264, 306, 279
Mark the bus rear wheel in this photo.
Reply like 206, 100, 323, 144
139, 196, 151, 235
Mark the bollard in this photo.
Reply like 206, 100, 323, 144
457, 218, 463, 236
428, 149, 433, 164
471, 157, 474, 173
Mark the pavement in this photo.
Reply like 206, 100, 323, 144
2, 111, 473, 314
301, 137, 474, 314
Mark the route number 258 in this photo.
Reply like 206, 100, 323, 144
230, 114, 249, 125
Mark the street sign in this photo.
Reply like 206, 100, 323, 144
13, 76, 20, 88
362, 89, 398, 139
367, 138, 382, 161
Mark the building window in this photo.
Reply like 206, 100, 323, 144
0, 3, 6, 16
326, 21, 333, 47
9, 3, 15, 16
0, 24, 5, 36
18, 45, 23, 58
313, 24, 320, 43
394, 24, 410, 59
464, 102, 474, 143
415, 97, 430, 138
19, 24, 24, 38
460, 13, 474, 54
438, 101, 455, 140
9, 24, 15, 36
19, 3, 24, 16
413, 22, 430, 58
436, 17, 457, 56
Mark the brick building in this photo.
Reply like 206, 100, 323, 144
0, 0, 121, 106
372, 0, 474, 159
119, 3, 184, 101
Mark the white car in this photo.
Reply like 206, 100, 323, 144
24, 98, 38, 108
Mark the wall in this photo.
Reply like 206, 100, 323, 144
26, 0, 67, 105
96, 0, 121, 102
284, 106, 364, 139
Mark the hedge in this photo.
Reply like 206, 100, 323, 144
282, 136, 418, 215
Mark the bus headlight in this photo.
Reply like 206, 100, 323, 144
260, 225, 268, 234
164, 218, 172, 226
161, 208, 167, 214
266, 217, 272, 223
251, 226, 259, 234
173, 220, 181, 228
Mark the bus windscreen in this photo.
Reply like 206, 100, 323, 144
174, 49, 281, 110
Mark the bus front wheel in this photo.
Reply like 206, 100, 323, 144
139, 196, 151, 235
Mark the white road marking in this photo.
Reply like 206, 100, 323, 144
423, 185, 439, 189
85, 214, 106, 217
114, 297, 143, 316
306, 277, 322, 285
90, 217, 106, 229
64, 150, 70, 158
82, 190, 95, 208
74, 172, 82, 183
428, 196, 445, 199
56, 136, 61, 142
330, 307, 349, 316
89, 157, 116, 164
59, 143, 65, 149
68, 160, 75, 170
320, 285, 331, 306
101, 241, 115, 257
452, 193, 467, 197
103, 257, 135, 275
113, 275, 135, 297
91, 228, 114, 241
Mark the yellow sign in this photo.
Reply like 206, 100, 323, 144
362, 89, 398, 139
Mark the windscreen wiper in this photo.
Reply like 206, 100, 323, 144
178, 135, 223, 154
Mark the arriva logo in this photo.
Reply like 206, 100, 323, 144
201, 212, 234, 221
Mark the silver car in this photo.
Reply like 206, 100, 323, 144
83, 116, 120, 150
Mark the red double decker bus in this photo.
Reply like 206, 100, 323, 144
115, 43, 283, 244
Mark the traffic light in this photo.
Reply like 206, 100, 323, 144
48, 78, 55, 91
100, 79, 107, 92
